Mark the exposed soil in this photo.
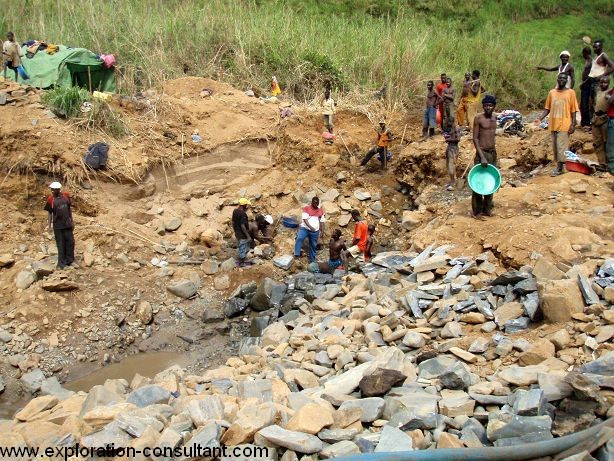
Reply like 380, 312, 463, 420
0, 76, 612, 416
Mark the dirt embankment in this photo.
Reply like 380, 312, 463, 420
0, 76, 612, 413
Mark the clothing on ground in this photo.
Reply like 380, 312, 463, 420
347, 244, 365, 263
545, 88, 579, 132
232, 207, 249, 240
472, 149, 497, 216
44, 193, 73, 229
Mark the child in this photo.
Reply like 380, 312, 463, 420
444, 119, 460, 191
365, 224, 376, 262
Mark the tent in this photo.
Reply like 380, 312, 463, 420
18, 45, 116, 92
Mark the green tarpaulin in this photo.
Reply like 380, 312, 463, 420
19, 45, 116, 92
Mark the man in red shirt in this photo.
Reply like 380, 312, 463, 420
436, 73, 447, 130
294, 196, 326, 262
44, 182, 75, 269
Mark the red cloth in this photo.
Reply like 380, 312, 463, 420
435, 82, 447, 96
353, 220, 369, 252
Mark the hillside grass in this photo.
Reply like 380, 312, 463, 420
2, 0, 612, 108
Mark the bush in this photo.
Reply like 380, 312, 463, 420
41, 86, 90, 118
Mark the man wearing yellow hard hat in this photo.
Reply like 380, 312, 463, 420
232, 198, 252, 266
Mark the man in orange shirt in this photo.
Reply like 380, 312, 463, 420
347, 210, 369, 263
360, 121, 393, 169
536, 72, 579, 176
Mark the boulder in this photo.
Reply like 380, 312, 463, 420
359, 368, 406, 397
164, 217, 182, 231
402, 211, 422, 230
374, 425, 414, 452
15, 270, 36, 290
41, 278, 80, 292
339, 397, 385, 423
136, 301, 153, 324
126, 385, 170, 407
518, 339, 555, 366
256, 425, 323, 454
286, 402, 334, 434
20, 368, 46, 393
167, 279, 198, 299
538, 279, 584, 322
261, 323, 290, 347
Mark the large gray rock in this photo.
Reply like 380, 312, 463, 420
320, 440, 361, 459
183, 421, 222, 456
15, 270, 36, 290
256, 425, 323, 454
374, 425, 414, 452
164, 217, 182, 231
81, 423, 132, 448
580, 351, 613, 376
126, 384, 170, 407
487, 415, 552, 441
31, 260, 55, 278
40, 377, 75, 400
383, 390, 439, 420
167, 279, 198, 299
418, 355, 456, 380
439, 362, 472, 390
20, 368, 46, 393
116, 410, 165, 437
80, 385, 125, 416
224, 298, 249, 318
251, 278, 287, 311
187, 395, 224, 427
339, 397, 385, 422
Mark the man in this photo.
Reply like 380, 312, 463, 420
593, 77, 610, 168
537, 51, 575, 89
232, 198, 252, 266
3, 32, 20, 82
444, 118, 461, 191
271, 76, 281, 97
471, 95, 498, 220
248, 214, 274, 245
588, 40, 614, 126
456, 72, 472, 127
579, 47, 594, 127
422, 81, 440, 139
348, 210, 368, 259
535, 73, 579, 176
294, 196, 325, 263
466, 70, 485, 131
605, 84, 614, 174
442, 77, 455, 132
44, 182, 75, 269
322, 88, 335, 135
436, 73, 447, 130
312, 229, 348, 275
365, 224, 376, 262
360, 121, 393, 168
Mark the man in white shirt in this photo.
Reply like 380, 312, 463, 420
294, 196, 326, 263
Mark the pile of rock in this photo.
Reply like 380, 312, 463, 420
2, 248, 612, 458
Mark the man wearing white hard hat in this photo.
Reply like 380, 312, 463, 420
44, 182, 75, 269
537, 50, 575, 89
249, 214, 274, 245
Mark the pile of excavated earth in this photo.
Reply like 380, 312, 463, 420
0, 76, 613, 458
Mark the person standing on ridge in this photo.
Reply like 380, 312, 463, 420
442, 76, 455, 132
422, 81, 440, 139
535, 73, 579, 177
2, 31, 21, 82
456, 72, 472, 128
322, 88, 336, 136
593, 76, 610, 168
45, 182, 75, 269
466, 70, 485, 131
537, 50, 575, 89
579, 46, 594, 127
360, 121, 393, 169
436, 73, 447, 130
471, 95, 498, 219
271, 76, 281, 97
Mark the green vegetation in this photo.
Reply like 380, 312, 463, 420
5, 0, 613, 108
41, 86, 90, 118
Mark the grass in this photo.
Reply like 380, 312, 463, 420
41, 86, 90, 118
5, 1, 613, 108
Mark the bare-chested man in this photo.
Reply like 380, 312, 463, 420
472, 95, 498, 219
442, 77, 455, 132
456, 72, 472, 127
422, 81, 441, 139
315, 229, 348, 274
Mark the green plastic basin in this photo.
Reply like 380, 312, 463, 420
468, 164, 501, 195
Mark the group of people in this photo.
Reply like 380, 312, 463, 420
231, 198, 275, 267
535, 40, 614, 175
293, 197, 376, 274
231, 195, 376, 274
